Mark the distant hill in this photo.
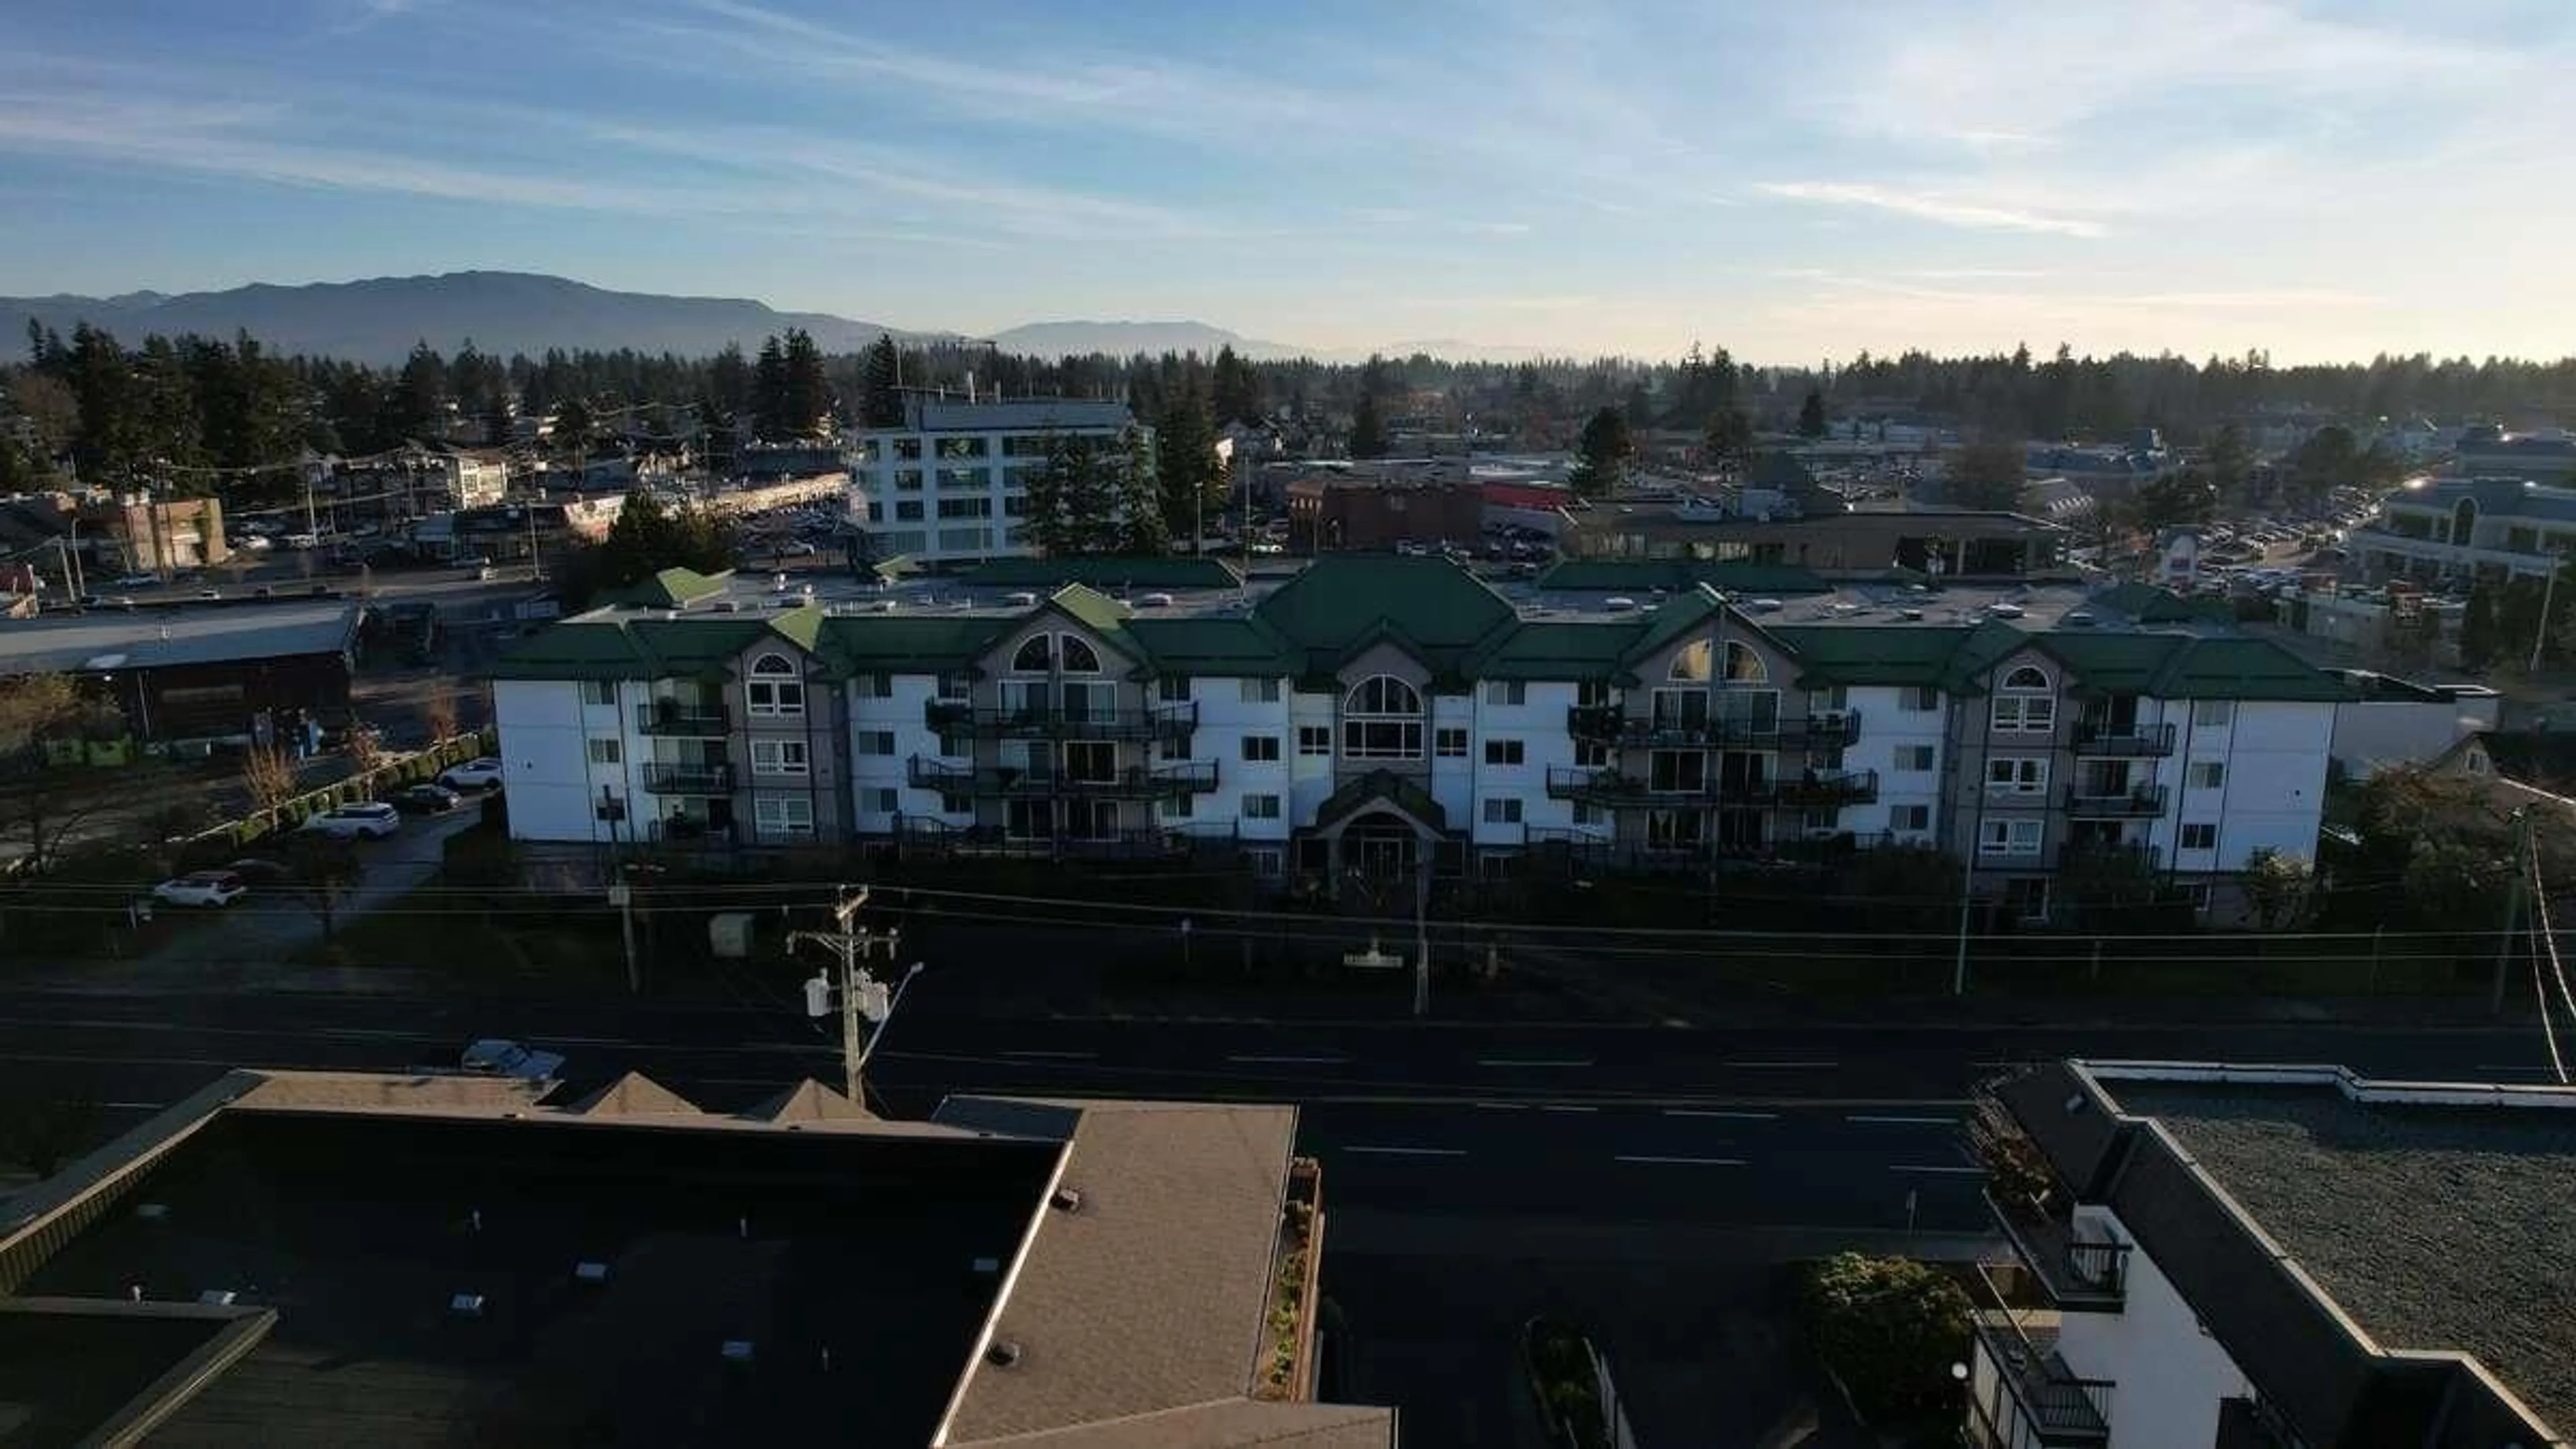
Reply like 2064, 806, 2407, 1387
983, 319, 1308, 362
0, 271, 931, 366
0, 270, 1546, 367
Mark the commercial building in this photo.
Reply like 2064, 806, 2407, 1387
2353, 475, 2576, 584
0, 598, 362, 745
1284, 474, 1484, 552
490, 559, 2350, 914
851, 398, 1145, 566
2451, 424, 2576, 483
1562, 502, 2068, 579
0, 1067, 1388, 1448
1974, 1061, 2569, 1449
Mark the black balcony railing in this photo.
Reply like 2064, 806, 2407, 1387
2057, 840, 2161, 873
1565, 706, 1863, 749
2063, 784, 2167, 818
1969, 1318, 2113, 1446
1988, 1191, 2131, 1311
641, 762, 734, 794
924, 698, 1197, 742
1748, 768, 1880, 808
635, 702, 731, 736
2071, 720, 2176, 757
906, 755, 1217, 798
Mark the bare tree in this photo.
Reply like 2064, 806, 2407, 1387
0, 673, 121, 872
280, 832, 364, 945
345, 723, 387, 780
241, 743, 301, 828
422, 692, 460, 744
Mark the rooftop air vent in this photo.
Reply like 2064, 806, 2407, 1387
1603, 596, 1638, 612
449, 1293, 487, 1319
875, 599, 900, 613
985, 1340, 1024, 1368
1004, 591, 1038, 607
2061, 611, 2097, 629
135, 1203, 168, 1222
574, 1261, 610, 1285
1051, 1186, 1085, 1214
197, 1289, 237, 1307
720, 1340, 756, 1363
1989, 603, 2025, 619
1137, 592, 1175, 608
971, 1256, 1002, 1275
1900, 608, 1924, 622
1748, 598, 1784, 614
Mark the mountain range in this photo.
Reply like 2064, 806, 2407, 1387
0, 271, 1534, 367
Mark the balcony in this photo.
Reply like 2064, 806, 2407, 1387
1966, 1317, 2112, 1448
2057, 841, 2161, 873
1563, 706, 1863, 749
635, 701, 731, 737
1988, 1191, 2131, 1312
640, 762, 734, 795
906, 755, 1218, 799
2062, 784, 2167, 818
923, 699, 1198, 743
1749, 768, 1880, 808
2071, 720, 2175, 757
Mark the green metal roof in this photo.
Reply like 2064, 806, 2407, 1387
1311, 769, 1450, 835
600, 567, 733, 610
2149, 637, 2359, 702
961, 557, 1242, 590
814, 614, 1004, 674
1253, 557, 1517, 674
1534, 560, 1831, 594
1123, 616, 1297, 676
1468, 621, 1633, 680
2089, 582, 2234, 625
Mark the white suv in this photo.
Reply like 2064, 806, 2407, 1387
300, 802, 400, 839
438, 757, 506, 791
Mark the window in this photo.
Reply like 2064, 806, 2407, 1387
2181, 822, 2218, 851
1900, 686, 1939, 712
1668, 640, 1713, 683
936, 672, 972, 700
2192, 700, 2235, 729
1342, 676, 1424, 759
1723, 642, 1768, 683
1059, 636, 1102, 674
935, 435, 989, 460
2185, 881, 2215, 915
1483, 797, 1523, 825
894, 439, 922, 461
1242, 735, 1281, 762
1991, 695, 2057, 733
753, 739, 812, 775
1892, 804, 1931, 832
747, 654, 805, 717
587, 737, 621, 766
1240, 678, 1282, 704
2187, 761, 2224, 790
1979, 818, 2043, 856
862, 788, 899, 813
895, 500, 924, 521
939, 792, 971, 815
1577, 680, 1614, 708
1986, 757, 2047, 794
1434, 727, 1468, 758
1246, 846, 1284, 878
1242, 793, 1282, 820
1159, 675, 1191, 703
1163, 794, 1193, 820
1063, 741, 1115, 783
893, 468, 924, 491
1484, 739, 1525, 766
580, 680, 616, 707
1485, 681, 1526, 706
1012, 635, 1051, 673
936, 495, 991, 519
845, 673, 890, 700
1297, 725, 1332, 757
1572, 801, 1607, 827
938, 732, 969, 759
855, 731, 894, 757
594, 793, 627, 823
1574, 740, 1609, 768
2002, 664, 2051, 692
1647, 808, 1705, 850
755, 796, 814, 838
1896, 745, 1936, 772
1650, 749, 1707, 794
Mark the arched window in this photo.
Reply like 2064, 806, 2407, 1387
1059, 635, 1102, 674
1992, 663, 2055, 733
1723, 642, 1767, 684
1668, 640, 1712, 683
2451, 497, 2478, 546
747, 653, 805, 718
1011, 635, 1052, 673
1342, 675, 1424, 759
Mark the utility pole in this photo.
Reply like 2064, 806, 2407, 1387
1952, 843, 1975, 997
2530, 564, 2561, 674
1413, 855, 1432, 1018
2494, 810, 2532, 1016
789, 885, 902, 1099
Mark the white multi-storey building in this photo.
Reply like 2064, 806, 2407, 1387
1977, 1060, 2570, 1448
488, 558, 2353, 914
849, 397, 1144, 566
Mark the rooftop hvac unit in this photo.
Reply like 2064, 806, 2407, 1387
197, 1289, 237, 1306
875, 599, 900, 612
1603, 596, 1637, 612
573, 1261, 610, 1285
985, 1340, 1023, 1368
1004, 591, 1037, 606
1136, 592, 1175, 608
720, 1340, 756, 1363
449, 1293, 487, 1319
1900, 608, 1924, 621
2061, 611, 2096, 628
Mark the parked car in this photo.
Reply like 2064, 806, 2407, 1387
390, 782, 466, 815
437, 757, 506, 791
110, 572, 158, 588
458, 1038, 566, 1083
237, 534, 274, 551
222, 856, 297, 884
284, 532, 321, 549
299, 802, 400, 839
152, 870, 248, 908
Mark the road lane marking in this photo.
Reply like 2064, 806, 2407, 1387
1664, 1109, 1777, 1120
1478, 1058, 1591, 1069
999, 1050, 1097, 1059
1541, 1104, 1599, 1114
1475, 1102, 1527, 1110
1615, 1155, 1746, 1167
1847, 1114, 1955, 1126
1226, 1054, 1348, 1065
103, 1101, 169, 1111
1730, 1060, 1837, 1069
1342, 1145, 1468, 1157
316, 1028, 443, 1042
1890, 1165, 1985, 1176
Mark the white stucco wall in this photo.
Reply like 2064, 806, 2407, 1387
2165, 700, 2330, 872
2052, 1209, 2257, 1449
1841, 685, 1945, 841
494, 678, 639, 843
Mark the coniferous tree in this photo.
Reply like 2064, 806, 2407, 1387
1796, 388, 1829, 439
1210, 344, 1262, 425
1116, 425, 1170, 555
751, 335, 788, 439
859, 334, 904, 428
1568, 407, 1633, 498
1155, 378, 1222, 546
780, 327, 831, 435
1348, 392, 1388, 459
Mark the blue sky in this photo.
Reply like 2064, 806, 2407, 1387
1, 0, 2570, 362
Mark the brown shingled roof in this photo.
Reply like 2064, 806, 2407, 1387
564, 1071, 702, 1117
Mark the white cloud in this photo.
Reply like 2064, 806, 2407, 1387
1754, 182, 2107, 238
